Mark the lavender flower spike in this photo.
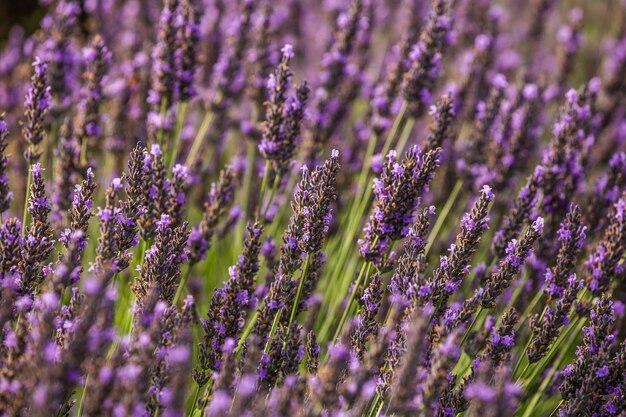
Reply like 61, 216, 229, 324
258, 44, 294, 171
133, 214, 189, 304
544, 204, 586, 299
77, 34, 110, 144
351, 273, 383, 360
466, 365, 522, 417
259, 44, 310, 178
54, 169, 96, 291
115, 145, 147, 271
585, 193, 626, 295
402, 0, 452, 119
148, 0, 181, 141
39, 0, 80, 112
429, 185, 494, 318
2, 2, 626, 415
359, 145, 441, 270
188, 167, 236, 264
390, 205, 436, 306
477, 216, 543, 308
178, 0, 202, 101
559, 296, 618, 417
492, 165, 544, 258
19, 163, 55, 296
23, 57, 52, 164
194, 222, 263, 384
528, 274, 582, 363
251, 151, 340, 353
0, 114, 11, 215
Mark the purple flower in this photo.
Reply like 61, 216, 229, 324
23, 57, 51, 164
195, 222, 263, 384
360, 144, 440, 269
0, 115, 12, 214
402, 0, 452, 118
585, 195, 626, 295
258, 44, 310, 178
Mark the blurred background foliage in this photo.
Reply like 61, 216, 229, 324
0, 0, 45, 40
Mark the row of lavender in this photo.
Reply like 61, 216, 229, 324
0, 0, 625, 416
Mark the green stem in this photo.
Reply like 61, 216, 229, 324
263, 311, 282, 354
76, 375, 89, 416
460, 306, 484, 348
137, 239, 148, 269
167, 101, 188, 172
425, 179, 463, 255
22, 165, 33, 234
519, 317, 586, 417
381, 101, 408, 157
353, 130, 379, 204
515, 361, 531, 384
241, 106, 259, 209
515, 290, 546, 332
393, 117, 416, 157
173, 265, 192, 305
185, 105, 217, 167
256, 160, 271, 218
287, 254, 311, 327
549, 400, 564, 417
188, 383, 203, 417
325, 261, 371, 354
261, 174, 281, 220
513, 339, 532, 379
46, 120, 58, 183
372, 394, 385, 417
237, 140, 257, 244
199, 384, 213, 417
156, 99, 169, 147
236, 310, 258, 353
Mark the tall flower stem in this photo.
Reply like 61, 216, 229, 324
460, 306, 484, 347
353, 101, 408, 204
320, 108, 415, 330
519, 319, 585, 417
156, 98, 169, 147
263, 311, 282, 355
237, 139, 257, 249
236, 310, 258, 353
21, 165, 33, 234
185, 96, 221, 167
256, 160, 271, 218
513, 337, 534, 379
75, 375, 90, 416
391, 118, 416, 160
549, 401, 564, 417
167, 101, 188, 172
44, 120, 58, 182
188, 383, 202, 416
425, 179, 463, 254
287, 254, 311, 327
324, 260, 371, 353
261, 174, 281, 220
261, 253, 313, 357
173, 265, 192, 305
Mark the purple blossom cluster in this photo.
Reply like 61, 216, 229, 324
0, 0, 625, 416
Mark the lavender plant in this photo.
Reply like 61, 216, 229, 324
0, 0, 625, 416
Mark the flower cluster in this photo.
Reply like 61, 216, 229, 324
359, 144, 440, 269
0, 0, 624, 416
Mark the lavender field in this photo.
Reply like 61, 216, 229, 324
0, 0, 625, 416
